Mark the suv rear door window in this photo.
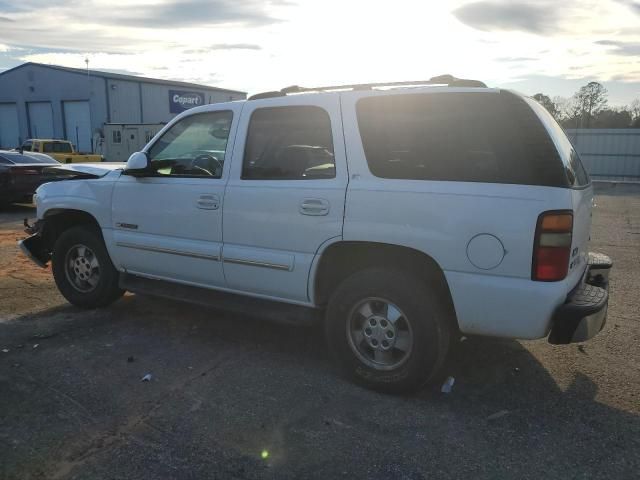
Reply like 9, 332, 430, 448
356, 92, 569, 187
242, 106, 335, 180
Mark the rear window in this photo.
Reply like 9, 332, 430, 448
43, 142, 73, 153
356, 92, 569, 187
526, 98, 590, 187
1, 152, 56, 164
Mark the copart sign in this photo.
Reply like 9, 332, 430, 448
169, 90, 205, 113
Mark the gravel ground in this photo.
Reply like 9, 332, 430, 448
0, 183, 638, 480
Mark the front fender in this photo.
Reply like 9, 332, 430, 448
36, 177, 116, 227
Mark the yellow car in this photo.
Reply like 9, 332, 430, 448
19, 139, 104, 163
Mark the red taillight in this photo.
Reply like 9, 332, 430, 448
533, 211, 573, 281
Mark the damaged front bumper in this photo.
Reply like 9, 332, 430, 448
548, 252, 612, 344
18, 219, 50, 268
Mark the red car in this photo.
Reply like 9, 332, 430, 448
0, 150, 61, 207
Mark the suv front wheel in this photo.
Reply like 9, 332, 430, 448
52, 226, 124, 308
325, 268, 451, 393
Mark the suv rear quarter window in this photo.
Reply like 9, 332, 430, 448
356, 91, 569, 187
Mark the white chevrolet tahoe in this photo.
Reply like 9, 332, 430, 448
19, 75, 611, 392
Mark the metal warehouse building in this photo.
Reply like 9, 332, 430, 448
0, 62, 246, 154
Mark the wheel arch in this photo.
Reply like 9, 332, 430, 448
41, 208, 102, 250
312, 240, 459, 331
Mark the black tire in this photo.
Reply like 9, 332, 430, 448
325, 268, 451, 393
52, 225, 124, 308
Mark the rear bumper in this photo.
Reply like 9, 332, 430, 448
548, 252, 612, 344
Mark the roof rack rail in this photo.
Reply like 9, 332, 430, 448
248, 74, 486, 100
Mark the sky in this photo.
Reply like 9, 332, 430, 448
0, 0, 639, 105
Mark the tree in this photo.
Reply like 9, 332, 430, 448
532, 93, 560, 120
558, 96, 583, 129
630, 99, 640, 127
552, 96, 569, 122
592, 108, 633, 128
574, 81, 608, 128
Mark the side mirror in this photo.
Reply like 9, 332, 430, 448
125, 151, 149, 174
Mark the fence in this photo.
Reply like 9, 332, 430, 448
565, 129, 640, 182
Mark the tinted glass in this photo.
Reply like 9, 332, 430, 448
356, 92, 568, 187
527, 97, 590, 187
147, 111, 233, 178
1, 152, 56, 164
43, 142, 73, 153
21, 142, 32, 152
242, 106, 335, 180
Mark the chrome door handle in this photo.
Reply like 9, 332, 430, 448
299, 198, 329, 216
197, 194, 220, 210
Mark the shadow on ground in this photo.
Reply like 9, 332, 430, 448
1, 294, 638, 480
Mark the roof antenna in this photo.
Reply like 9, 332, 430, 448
85, 57, 90, 78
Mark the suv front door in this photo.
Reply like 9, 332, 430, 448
110, 104, 241, 287
222, 95, 347, 304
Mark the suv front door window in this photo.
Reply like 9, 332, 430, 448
147, 111, 233, 178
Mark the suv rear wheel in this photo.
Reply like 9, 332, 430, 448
52, 226, 124, 308
325, 268, 451, 393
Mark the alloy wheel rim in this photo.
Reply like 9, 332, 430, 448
64, 244, 100, 293
347, 297, 414, 371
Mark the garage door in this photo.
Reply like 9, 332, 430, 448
63, 101, 92, 153
28, 102, 54, 139
0, 103, 20, 149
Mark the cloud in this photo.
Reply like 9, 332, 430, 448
0, 1, 287, 54
452, 1, 560, 34
86, 0, 284, 28
615, 0, 640, 14
597, 39, 640, 56
495, 56, 537, 62
182, 44, 262, 54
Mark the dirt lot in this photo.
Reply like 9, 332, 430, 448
1, 184, 639, 480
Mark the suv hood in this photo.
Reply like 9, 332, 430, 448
43, 162, 125, 179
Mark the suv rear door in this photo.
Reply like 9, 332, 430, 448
222, 94, 347, 303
